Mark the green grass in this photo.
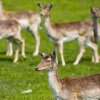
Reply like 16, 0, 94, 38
0, 0, 100, 100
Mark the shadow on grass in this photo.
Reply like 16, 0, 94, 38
0, 51, 6, 55
0, 57, 13, 62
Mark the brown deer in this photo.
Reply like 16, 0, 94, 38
35, 51, 100, 100
0, 20, 25, 63
37, 3, 99, 66
0, 1, 41, 56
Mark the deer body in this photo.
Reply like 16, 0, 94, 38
48, 70, 100, 100
0, 2, 41, 56
38, 4, 99, 66
0, 20, 25, 63
35, 51, 100, 100
45, 16, 92, 43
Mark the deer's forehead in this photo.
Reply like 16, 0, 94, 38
44, 55, 52, 60
42, 6, 49, 10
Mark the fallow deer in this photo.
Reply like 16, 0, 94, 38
37, 3, 99, 66
35, 51, 100, 100
0, 20, 25, 63
0, 1, 41, 56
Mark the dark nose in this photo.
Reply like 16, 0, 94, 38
40, 13, 43, 16
35, 67, 38, 71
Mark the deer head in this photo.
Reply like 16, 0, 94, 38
37, 3, 53, 16
35, 51, 56, 71
91, 7, 100, 18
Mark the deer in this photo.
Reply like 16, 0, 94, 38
35, 51, 100, 100
0, 1, 41, 56
0, 20, 25, 63
37, 3, 99, 66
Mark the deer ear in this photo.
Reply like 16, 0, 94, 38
37, 3, 42, 8
90, 6, 94, 13
38, 52, 45, 59
48, 3, 53, 10
51, 51, 56, 60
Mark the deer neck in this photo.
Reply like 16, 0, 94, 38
45, 15, 51, 27
44, 15, 55, 39
48, 66, 62, 95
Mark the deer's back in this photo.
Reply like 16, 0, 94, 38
3, 11, 38, 20
0, 20, 20, 36
60, 74, 100, 91
52, 20, 93, 37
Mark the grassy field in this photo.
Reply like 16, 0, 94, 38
0, 0, 100, 100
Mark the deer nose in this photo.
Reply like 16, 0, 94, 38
40, 13, 43, 16
35, 67, 38, 71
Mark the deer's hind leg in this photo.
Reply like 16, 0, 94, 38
18, 37, 26, 59
86, 39, 99, 63
7, 37, 19, 63
6, 40, 13, 56
73, 36, 86, 65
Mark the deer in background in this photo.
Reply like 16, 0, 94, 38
91, 7, 100, 18
0, 1, 41, 56
0, 20, 25, 63
37, 3, 99, 66
35, 51, 100, 100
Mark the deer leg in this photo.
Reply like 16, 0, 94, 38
18, 37, 26, 59
8, 37, 19, 63
86, 40, 99, 63
13, 44, 19, 63
29, 25, 40, 56
92, 50, 95, 63
55, 43, 59, 64
33, 34, 40, 56
58, 42, 65, 66
6, 40, 13, 56
73, 38, 85, 65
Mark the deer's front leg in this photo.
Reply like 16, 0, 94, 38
73, 37, 85, 65
55, 43, 59, 64
6, 40, 13, 56
29, 25, 40, 56
58, 42, 65, 66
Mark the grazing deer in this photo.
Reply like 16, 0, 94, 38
0, 20, 25, 63
35, 51, 100, 100
37, 3, 99, 66
0, 1, 41, 56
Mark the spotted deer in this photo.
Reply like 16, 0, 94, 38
0, 20, 25, 63
37, 3, 99, 66
0, 1, 41, 56
35, 51, 100, 100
